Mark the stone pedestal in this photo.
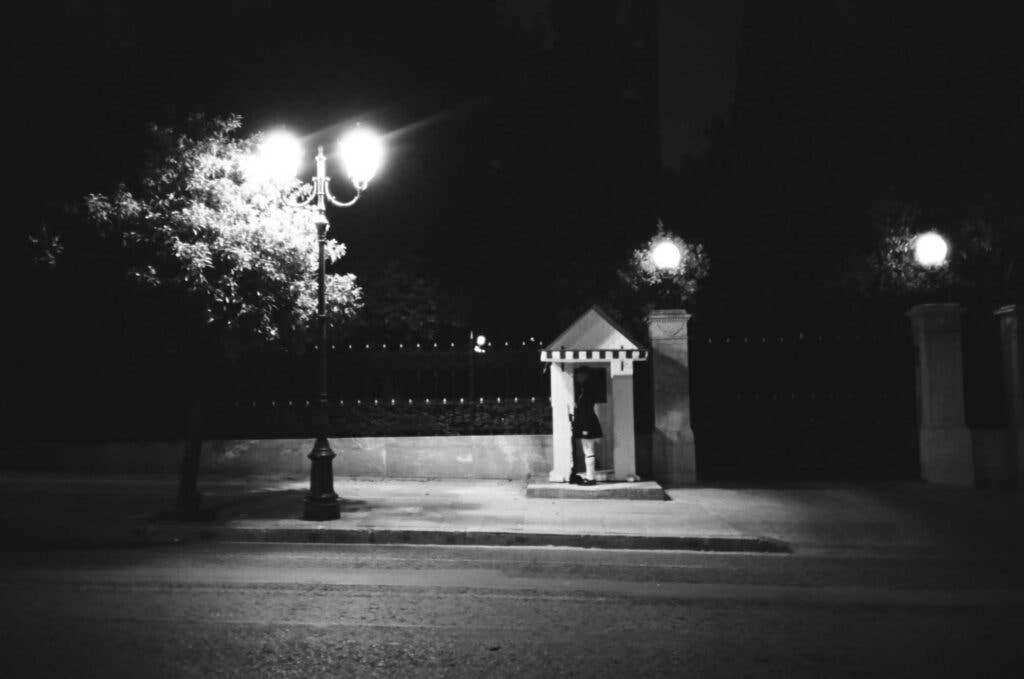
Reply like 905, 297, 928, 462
994, 305, 1023, 487
647, 309, 697, 486
908, 304, 974, 486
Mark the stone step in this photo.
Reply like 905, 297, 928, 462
525, 480, 666, 500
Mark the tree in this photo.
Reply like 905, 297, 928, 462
339, 259, 468, 344
80, 115, 361, 515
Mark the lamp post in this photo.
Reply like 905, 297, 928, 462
259, 127, 384, 520
468, 332, 487, 401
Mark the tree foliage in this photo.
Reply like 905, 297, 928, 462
341, 259, 468, 344
83, 114, 361, 354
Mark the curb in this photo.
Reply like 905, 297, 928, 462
152, 525, 790, 553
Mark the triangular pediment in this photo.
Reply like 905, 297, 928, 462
544, 306, 644, 352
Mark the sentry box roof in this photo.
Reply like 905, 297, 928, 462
541, 306, 647, 363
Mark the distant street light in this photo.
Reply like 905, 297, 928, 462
259, 125, 385, 521
651, 240, 683, 271
913, 231, 950, 268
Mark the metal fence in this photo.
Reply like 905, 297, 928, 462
24, 311, 1008, 482
211, 343, 550, 404
686, 317, 920, 481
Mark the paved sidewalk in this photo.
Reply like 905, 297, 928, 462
1, 473, 1022, 556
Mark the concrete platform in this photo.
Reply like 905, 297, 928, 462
526, 480, 666, 500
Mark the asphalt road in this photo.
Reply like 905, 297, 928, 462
1, 543, 1022, 678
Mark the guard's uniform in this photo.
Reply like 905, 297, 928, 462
572, 389, 602, 482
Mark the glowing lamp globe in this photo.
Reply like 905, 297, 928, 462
254, 130, 303, 184
476, 335, 487, 347
913, 231, 950, 268
338, 127, 384, 190
651, 240, 683, 270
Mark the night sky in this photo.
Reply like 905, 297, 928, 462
13, 1, 1023, 342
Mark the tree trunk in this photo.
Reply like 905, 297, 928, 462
176, 360, 205, 519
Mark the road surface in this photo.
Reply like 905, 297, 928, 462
2, 542, 1022, 677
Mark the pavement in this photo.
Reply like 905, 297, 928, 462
1, 472, 1022, 556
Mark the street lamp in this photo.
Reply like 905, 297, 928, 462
651, 240, 683, 271
259, 126, 385, 520
913, 231, 950, 269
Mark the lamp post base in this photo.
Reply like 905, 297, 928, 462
303, 436, 340, 521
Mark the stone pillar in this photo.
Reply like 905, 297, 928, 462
907, 303, 974, 486
610, 360, 638, 481
647, 309, 697, 485
994, 305, 1023, 487
548, 362, 574, 482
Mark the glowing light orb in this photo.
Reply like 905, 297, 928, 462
252, 130, 303, 184
913, 231, 950, 268
338, 127, 384, 189
476, 335, 487, 347
651, 240, 683, 270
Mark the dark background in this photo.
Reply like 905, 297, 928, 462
14, 2, 1023, 331
8, 1, 1022, 449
